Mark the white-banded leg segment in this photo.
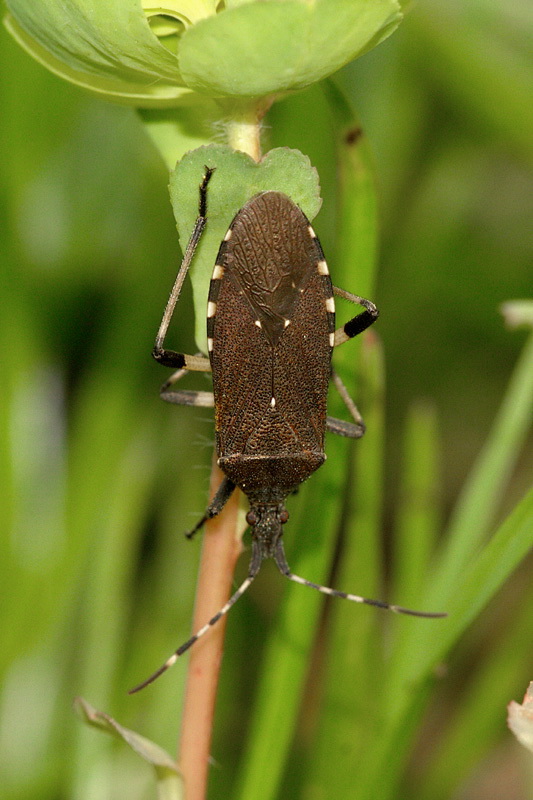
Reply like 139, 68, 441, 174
326, 416, 364, 439
153, 168, 215, 369
129, 573, 256, 694
158, 355, 212, 385
162, 365, 189, 391
161, 389, 215, 408
333, 285, 379, 347
158, 354, 213, 407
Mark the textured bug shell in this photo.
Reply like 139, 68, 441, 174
207, 192, 334, 498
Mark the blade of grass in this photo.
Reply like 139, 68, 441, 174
436, 486, 533, 661
70, 427, 162, 797
350, 327, 533, 798
303, 83, 384, 793
418, 579, 533, 800
305, 332, 385, 797
230, 83, 363, 800
326, 81, 379, 302
354, 485, 533, 800
73, 422, 159, 700
0, 290, 54, 671
392, 400, 441, 607
424, 328, 533, 611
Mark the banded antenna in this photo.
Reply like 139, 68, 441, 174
129, 539, 446, 694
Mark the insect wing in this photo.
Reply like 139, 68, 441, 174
208, 192, 334, 461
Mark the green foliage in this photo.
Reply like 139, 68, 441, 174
177, 0, 401, 97
4, 0, 401, 103
4, 0, 188, 103
74, 698, 184, 800
1, 2, 532, 799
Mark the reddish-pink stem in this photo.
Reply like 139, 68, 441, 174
178, 458, 243, 800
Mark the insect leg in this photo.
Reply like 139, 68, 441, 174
185, 476, 236, 539
326, 370, 365, 439
157, 359, 215, 409
328, 288, 378, 436
153, 167, 215, 369
332, 286, 379, 347
154, 350, 229, 532
326, 416, 364, 438
161, 388, 215, 408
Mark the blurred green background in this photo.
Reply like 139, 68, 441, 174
1, 1, 532, 799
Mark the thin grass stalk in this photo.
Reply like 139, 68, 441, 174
351, 329, 533, 797
419, 579, 533, 800
429, 331, 533, 604
304, 86, 384, 796
384, 329, 533, 709
392, 400, 441, 607
352, 485, 533, 800
306, 333, 385, 798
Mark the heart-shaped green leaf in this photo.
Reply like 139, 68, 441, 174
168, 145, 322, 350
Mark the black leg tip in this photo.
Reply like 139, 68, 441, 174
152, 348, 186, 369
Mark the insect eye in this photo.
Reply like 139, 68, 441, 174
246, 510, 258, 527
279, 510, 289, 524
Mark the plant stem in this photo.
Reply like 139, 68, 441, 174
178, 458, 243, 800
178, 104, 263, 799
223, 99, 271, 161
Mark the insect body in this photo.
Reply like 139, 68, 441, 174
211, 190, 334, 561
130, 168, 445, 693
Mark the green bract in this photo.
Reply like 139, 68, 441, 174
4, 0, 402, 107
74, 698, 184, 798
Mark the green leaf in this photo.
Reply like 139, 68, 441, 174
5, 0, 401, 105
4, 0, 187, 105
139, 99, 224, 171
74, 697, 184, 799
168, 145, 322, 350
180, 0, 402, 98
